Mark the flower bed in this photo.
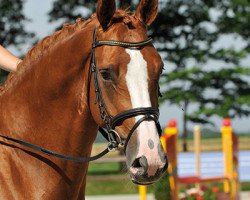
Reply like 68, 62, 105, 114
179, 184, 230, 200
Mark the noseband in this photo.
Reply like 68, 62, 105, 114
0, 28, 162, 162
90, 28, 162, 153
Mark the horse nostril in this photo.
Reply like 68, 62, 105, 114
132, 157, 141, 168
131, 156, 148, 173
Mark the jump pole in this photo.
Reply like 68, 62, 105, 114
221, 118, 240, 200
138, 185, 147, 200
164, 119, 178, 200
193, 125, 201, 190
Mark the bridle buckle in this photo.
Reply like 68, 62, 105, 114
117, 143, 125, 150
107, 141, 118, 152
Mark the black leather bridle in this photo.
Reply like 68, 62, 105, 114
90, 28, 162, 153
0, 28, 162, 162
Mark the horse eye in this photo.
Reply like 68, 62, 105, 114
100, 69, 112, 81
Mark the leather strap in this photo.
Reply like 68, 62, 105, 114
110, 107, 159, 128
93, 38, 153, 48
0, 133, 118, 162
123, 115, 158, 152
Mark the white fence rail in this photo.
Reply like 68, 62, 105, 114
178, 150, 250, 182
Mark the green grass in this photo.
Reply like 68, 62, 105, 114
241, 182, 250, 191
86, 177, 157, 196
86, 179, 138, 195
88, 162, 121, 175
86, 162, 156, 195
86, 162, 132, 195
86, 162, 250, 196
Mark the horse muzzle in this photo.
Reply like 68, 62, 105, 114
128, 155, 168, 185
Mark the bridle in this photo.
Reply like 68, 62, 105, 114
90, 28, 162, 153
0, 28, 162, 162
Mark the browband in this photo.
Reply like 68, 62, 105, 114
93, 38, 153, 48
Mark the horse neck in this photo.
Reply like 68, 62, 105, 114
0, 21, 107, 199
0, 25, 98, 178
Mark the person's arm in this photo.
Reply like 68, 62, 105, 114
0, 45, 22, 72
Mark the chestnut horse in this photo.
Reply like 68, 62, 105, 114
0, 0, 167, 199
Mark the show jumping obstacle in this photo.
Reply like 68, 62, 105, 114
162, 118, 239, 200
138, 118, 239, 200
0, 0, 168, 199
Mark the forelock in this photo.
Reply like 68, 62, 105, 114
111, 10, 137, 27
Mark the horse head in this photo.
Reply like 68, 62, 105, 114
89, 0, 168, 185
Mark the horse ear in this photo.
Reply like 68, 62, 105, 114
135, 0, 158, 25
97, 0, 116, 30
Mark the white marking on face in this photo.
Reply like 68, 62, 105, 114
125, 49, 151, 108
125, 49, 165, 176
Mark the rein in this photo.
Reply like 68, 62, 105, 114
0, 28, 161, 162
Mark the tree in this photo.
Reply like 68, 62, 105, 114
48, 0, 132, 26
192, 66, 250, 120
154, 0, 250, 151
186, 0, 250, 126
48, 0, 96, 25
0, 0, 35, 83
154, 0, 219, 151
217, 0, 250, 49
197, 0, 250, 124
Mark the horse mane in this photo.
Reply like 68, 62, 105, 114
0, 10, 136, 94
23, 16, 94, 67
23, 9, 134, 69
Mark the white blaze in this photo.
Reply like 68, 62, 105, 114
125, 49, 151, 108
125, 49, 164, 176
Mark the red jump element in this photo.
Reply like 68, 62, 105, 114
167, 119, 177, 128
223, 118, 231, 127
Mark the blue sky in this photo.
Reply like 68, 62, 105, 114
12, 0, 250, 133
